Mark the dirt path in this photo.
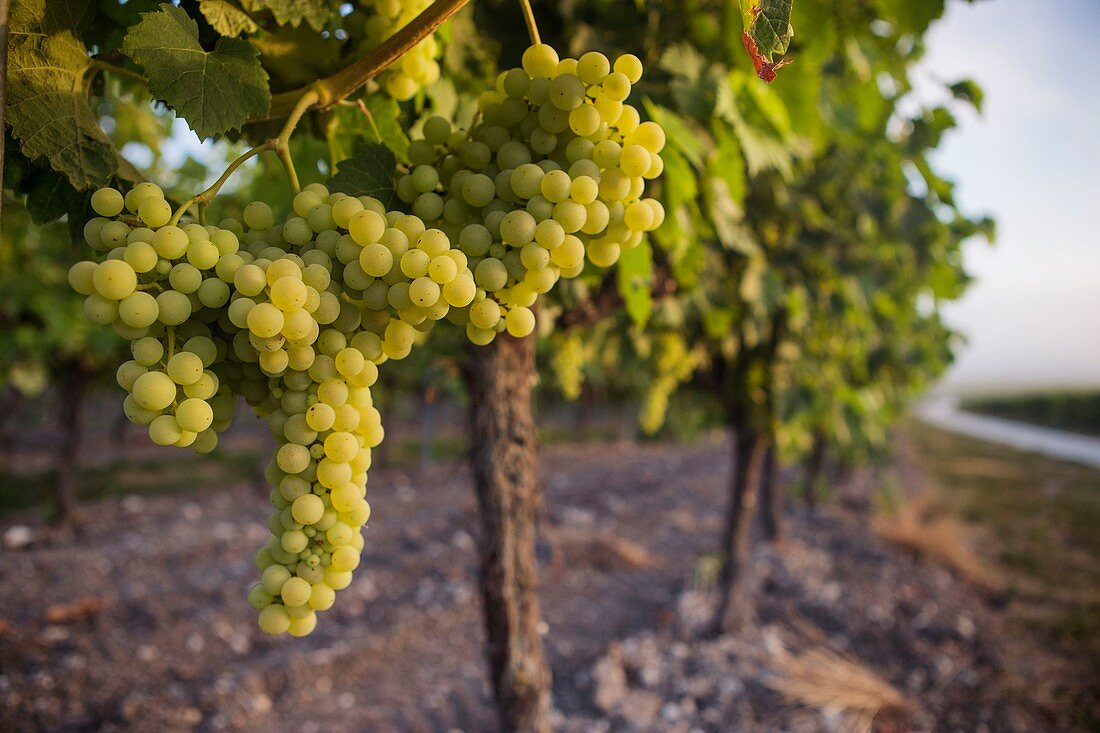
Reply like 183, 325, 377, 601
0, 438, 1087, 732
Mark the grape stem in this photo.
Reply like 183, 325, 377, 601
274, 89, 320, 195
355, 99, 384, 142
90, 58, 149, 85
518, 0, 541, 45
252, 0, 472, 123
167, 89, 320, 224
167, 142, 275, 226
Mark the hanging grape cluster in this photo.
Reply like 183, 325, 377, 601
68, 43, 666, 637
394, 44, 667, 341
360, 0, 443, 100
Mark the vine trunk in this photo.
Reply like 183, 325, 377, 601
467, 335, 552, 733
712, 428, 770, 635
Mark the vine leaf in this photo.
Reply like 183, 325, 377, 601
739, 0, 795, 82
328, 142, 397, 208
7, 0, 118, 188
199, 0, 259, 37
241, 0, 332, 32
327, 96, 410, 166
122, 4, 271, 139
617, 240, 654, 327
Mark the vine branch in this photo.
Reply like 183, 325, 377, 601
168, 89, 320, 224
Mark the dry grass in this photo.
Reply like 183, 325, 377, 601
873, 490, 1002, 591
551, 526, 662, 573
767, 639, 915, 733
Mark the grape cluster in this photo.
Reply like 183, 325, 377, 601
69, 183, 238, 454
639, 331, 696, 435
68, 182, 477, 636
395, 44, 666, 341
68, 43, 665, 638
361, 0, 442, 100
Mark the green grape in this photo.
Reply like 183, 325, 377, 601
91, 187, 125, 217
138, 197, 172, 228
156, 291, 192, 325
125, 182, 164, 214
176, 398, 213, 432
152, 226, 190, 259
118, 292, 160, 328
132, 336, 164, 366
68, 261, 98, 295
132, 371, 177, 411
522, 43, 559, 78
93, 260, 138, 300
169, 263, 203, 294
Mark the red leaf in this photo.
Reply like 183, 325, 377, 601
741, 30, 794, 83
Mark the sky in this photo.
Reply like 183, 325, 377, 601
914, 0, 1100, 393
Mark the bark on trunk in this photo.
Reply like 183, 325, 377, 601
803, 432, 827, 512
712, 429, 769, 635
760, 443, 784, 543
467, 335, 552, 733
53, 368, 88, 525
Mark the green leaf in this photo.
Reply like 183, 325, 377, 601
122, 4, 271, 139
23, 168, 87, 225
241, 0, 332, 32
616, 240, 653, 327
717, 75, 793, 177
742, 0, 794, 61
948, 79, 984, 114
872, 0, 945, 35
326, 95, 410, 167
704, 177, 755, 255
643, 100, 705, 169
328, 142, 397, 207
200, 0, 259, 37
709, 125, 745, 205
7, 0, 118, 188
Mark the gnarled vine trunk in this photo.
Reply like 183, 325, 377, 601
712, 428, 769, 635
467, 335, 552, 733
760, 443, 784, 543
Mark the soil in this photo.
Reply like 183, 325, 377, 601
0, 436, 1090, 732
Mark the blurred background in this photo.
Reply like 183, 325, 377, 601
0, 1, 1097, 732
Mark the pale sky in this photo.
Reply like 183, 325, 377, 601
915, 0, 1100, 393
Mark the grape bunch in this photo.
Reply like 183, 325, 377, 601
394, 44, 666, 341
67, 42, 666, 638
360, 0, 443, 100
67, 181, 476, 636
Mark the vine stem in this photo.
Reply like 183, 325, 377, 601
168, 142, 274, 226
255, 0, 472, 122
90, 58, 149, 85
167, 89, 320, 225
274, 89, 320, 195
518, 0, 541, 45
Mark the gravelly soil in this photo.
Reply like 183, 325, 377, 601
0, 437, 1087, 732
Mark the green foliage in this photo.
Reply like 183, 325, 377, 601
327, 141, 397, 207
962, 392, 1100, 436
7, 0, 120, 188
741, 0, 795, 61
0, 197, 121, 395
122, 4, 271, 139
